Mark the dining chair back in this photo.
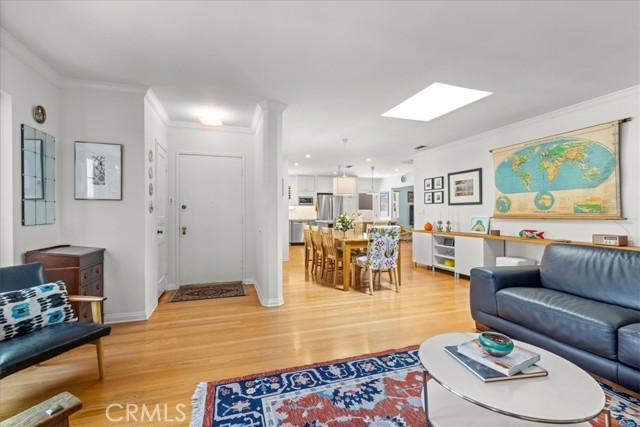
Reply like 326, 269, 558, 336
321, 228, 342, 285
310, 226, 325, 277
355, 225, 401, 294
303, 224, 313, 272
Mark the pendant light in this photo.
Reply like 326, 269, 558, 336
333, 138, 358, 194
367, 165, 376, 195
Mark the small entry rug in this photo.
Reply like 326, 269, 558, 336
170, 282, 246, 302
191, 347, 640, 427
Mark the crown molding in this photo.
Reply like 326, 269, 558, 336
258, 100, 288, 113
251, 103, 264, 132
414, 85, 640, 159
0, 27, 63, 87
144, 89, 170, 125
167, 120, 253, 133
61, 77, 148, 94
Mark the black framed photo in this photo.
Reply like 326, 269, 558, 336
433, 191, 444, 204
433, 176, 444, 190
448, 168, 482, 205
424, 192, 433, 204
408, 191, 414, 203
75, 141, 123, 200
424, 178, 433, 191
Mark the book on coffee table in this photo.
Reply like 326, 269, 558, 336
456, 339, 541, 376
445, 345, 548, 382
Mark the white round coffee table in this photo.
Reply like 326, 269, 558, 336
419, 333, 607, 426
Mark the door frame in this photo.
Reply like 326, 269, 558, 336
155, 141, 168, 298
175, 151, 246, 286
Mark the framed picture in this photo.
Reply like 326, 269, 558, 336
379, 191, 390, 217
433, 191, 444, 204
433, 176, 444, 190
424, 178, 433, 191
469, 216, 490, 234
424, 192, 433, 204
408, 191, 414, 203
75, 142, 123, 200
448, 168, 482, 205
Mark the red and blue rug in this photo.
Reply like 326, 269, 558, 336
191, 347, 640, 427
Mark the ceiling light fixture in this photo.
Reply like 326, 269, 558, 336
367, 165, 376, 195
333, 138, 358, 195
305, 154, 311, 158
198, 110, 223, 126
382, 82, 492, 122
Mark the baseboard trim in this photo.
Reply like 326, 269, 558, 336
104, 311, 148, 324
252, 280, 284, 307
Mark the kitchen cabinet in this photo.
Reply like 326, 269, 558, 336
297, 175, 316, 194
316, 176, 334, 194
412, 232, 432, 267
25, 245, 105, 322
341, 195, 358, 215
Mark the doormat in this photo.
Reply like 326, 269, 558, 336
190, 347, 640, 427
169, 282, 246, 302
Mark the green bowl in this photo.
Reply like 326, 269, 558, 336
478, 331, 514, 357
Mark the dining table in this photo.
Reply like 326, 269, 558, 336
334, 232, 402, 292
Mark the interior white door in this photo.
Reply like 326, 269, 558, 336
156, 143, 168, 297
178, 154, 243, 285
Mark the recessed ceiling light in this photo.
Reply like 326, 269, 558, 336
198, 110, 223, 126
294, 162, 299, 166
305, 154, 311, 158
366, 158, 371, 162
395, 168, 399, 172
382, 82, 492, 122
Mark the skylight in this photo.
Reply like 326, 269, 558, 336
382, 82, 492, 122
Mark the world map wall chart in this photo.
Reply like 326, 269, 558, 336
492, 121, 622, 219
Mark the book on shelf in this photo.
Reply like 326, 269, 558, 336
456, 339, 541, 376
444, 345, 548, 383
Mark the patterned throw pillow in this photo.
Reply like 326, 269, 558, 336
0, 281, 77, 341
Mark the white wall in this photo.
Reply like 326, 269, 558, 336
60, 84, 147, 323
414, 86, 640, 259
0, 42, 61, 264
166, 124, 257, 288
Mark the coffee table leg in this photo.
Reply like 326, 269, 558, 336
423, 370, 432, 427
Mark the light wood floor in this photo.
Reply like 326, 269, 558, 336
0, 242, 475, 425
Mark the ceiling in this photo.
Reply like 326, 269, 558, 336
1, 1, 638, 178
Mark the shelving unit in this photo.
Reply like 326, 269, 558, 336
432, 234, 457, 274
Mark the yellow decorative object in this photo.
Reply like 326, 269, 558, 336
444, 259, 455, 267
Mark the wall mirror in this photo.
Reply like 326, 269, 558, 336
22, 124, 55, 225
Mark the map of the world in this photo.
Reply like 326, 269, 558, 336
492, 121, 621, 218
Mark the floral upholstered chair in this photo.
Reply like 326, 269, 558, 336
354, 225, 401, 294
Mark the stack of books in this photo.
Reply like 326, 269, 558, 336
445, 339, 547, 383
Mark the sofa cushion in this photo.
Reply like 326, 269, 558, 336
0, 282, 77, 341
496, 287, 640, 360
540, 244, 640, 311
0, 321, 111, 378
619, 323, 640, 369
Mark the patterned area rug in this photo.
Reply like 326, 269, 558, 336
169, 282, 246, 302
191, 347, 640, 427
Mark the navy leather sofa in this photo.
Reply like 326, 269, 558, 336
0, 262, 111, 379
470, 243, 640, 393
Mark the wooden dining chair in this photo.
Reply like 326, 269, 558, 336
321, 228, 343, 286
303, 224, 314, 272
354, 225, 401, 295
310, 226, 326, 278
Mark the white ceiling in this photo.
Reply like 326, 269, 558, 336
1, 1, 638, 179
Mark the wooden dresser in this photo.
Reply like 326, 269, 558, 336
25, 245, 105, 322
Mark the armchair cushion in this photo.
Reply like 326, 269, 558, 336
0, 281, 77, 342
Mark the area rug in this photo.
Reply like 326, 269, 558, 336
169, 282, 246, 302
190, 347, 639, 427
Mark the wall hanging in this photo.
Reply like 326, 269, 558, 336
74, 142, 123, 200
21, 124, 55, 225
448, 168, 482, 205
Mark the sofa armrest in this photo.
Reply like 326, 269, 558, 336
470, 266, 541, 316
68, 295, 106, 324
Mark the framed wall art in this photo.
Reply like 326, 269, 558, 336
448, 168, 482, 205
424, 192, 433, 204
424, 178, 433, 191
469, 216, 490, 234
433, 176, 444, 190
433, 191, 444, 204
408, 191, 414, 203
75, 142, 123, 200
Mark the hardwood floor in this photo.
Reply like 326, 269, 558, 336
0, 242, 475, 425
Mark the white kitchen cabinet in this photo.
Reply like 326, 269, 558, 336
413, 232, 432, 267
431, 234, 505, 277
297, 175, 316, 193
341, 195, 358, 215
316, 176, 334, 194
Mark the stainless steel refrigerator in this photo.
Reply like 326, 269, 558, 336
316, 193, 343, 221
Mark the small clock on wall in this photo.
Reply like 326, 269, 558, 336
33, 105, 47, 124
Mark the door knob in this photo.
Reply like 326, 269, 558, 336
181, 226, 187, 235
157, 229, 163, 235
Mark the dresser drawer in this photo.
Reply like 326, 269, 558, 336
80, 263, 103, 286
81, 278, 103, 297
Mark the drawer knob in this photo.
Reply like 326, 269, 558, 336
96, 268, 100, 274
84, 273, 89, 279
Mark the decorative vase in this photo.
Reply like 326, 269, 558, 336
478, 331, 514, 357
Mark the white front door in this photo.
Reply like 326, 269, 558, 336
178, 154, 243, 285
156, 143, 168, 297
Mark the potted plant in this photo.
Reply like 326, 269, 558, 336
334, 213, 355, 235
